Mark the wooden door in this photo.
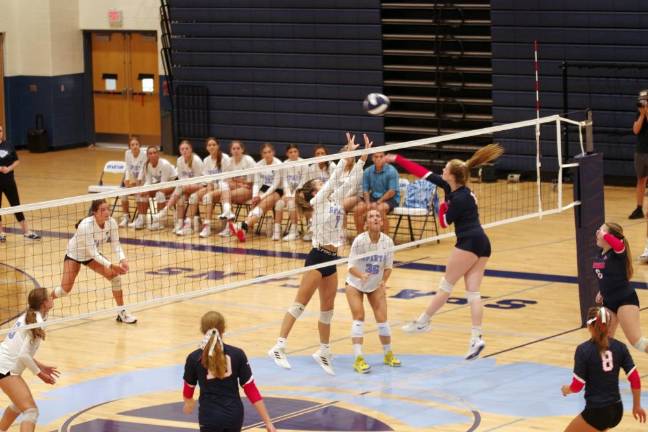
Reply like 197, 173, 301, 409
0, 34, 5, 131
91, 32, 160, 143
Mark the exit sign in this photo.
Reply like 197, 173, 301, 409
108, 9, 123, 28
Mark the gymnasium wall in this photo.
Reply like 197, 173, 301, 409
491, 0, 648, 177
0, 0, 163, 149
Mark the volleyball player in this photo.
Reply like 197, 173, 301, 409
129, 146, 177, 230
217, 140, 256, 237
0, 125, 40, 241
386, 144, 503, 360
302, 146, 336, 242
52, 199, 137, 324
0, 288, 58, 432
185, 137, 230, 238
153, 140, 204, 235
268, 133, 370, 375
338, 148, 366, 245
234, 143, 282, 242
118, 136, 147, 227
562, 306, 646, 431
183, 311, 276, 432
593, 222, 648, 354
346, 209, 400, 373
274, 144, 308, 241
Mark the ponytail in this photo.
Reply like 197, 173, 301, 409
605, 222, 633, 279
25, 287, 48, 341
448, 143, 504, 185
587, 306, 610, 353
200, 329, 227, 379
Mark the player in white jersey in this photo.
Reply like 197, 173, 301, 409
153, 140, 205, 235
129, 146, 177, 230
217, 140, 256, 236
346, 209, 401, 373
300, 145, 336, 242
268, 133, 370, 375
234, 143, 282, 242
118, 136, 147, 227
183, 138, 231, 237
273, 144, 308, 241
52, 199, 137, 323
0, 288, 57, 432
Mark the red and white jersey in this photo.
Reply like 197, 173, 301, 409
176, 154, 204, 179
139, 158, 177, 185
0, 312, 44, 375
203, 154, 231, 185
124, 149, 147, 182
310, 158, 365, 248
228, 155, 256, 183
308, 161, 336, 183
66, 216, 125, 268
252, 157, 282, 199
346, 232, 394, 293
282, 158, 309, 197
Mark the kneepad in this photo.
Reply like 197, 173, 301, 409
351, 320, 364, 338
319, 310, 334, 325
274, 199, 285, 211
438, 277, 454, 294
171, 186, 182, 199
249, 206, 263, 219
634, 337, 648, 352
286, 198, 296, 211
466, 291, 481, 304
287, 303, 305, 319
377, 322, 391, 337
154, 191, 167, 204
188, 192, 199, 205
111, 276, 122, 292
22, 407, 38, 423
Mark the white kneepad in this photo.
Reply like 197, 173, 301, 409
438, 277, 454, 294
188, 192, 199, 205
287, 303, 305, 319
154, 191, 167, 204
319, 310, 334, 325
286, 199, 296, 211
377, 322, 391, 337
249, 206, 263, 218
634, 337, 648, 352
22, 407, 38, 424
111, 276, 122, 292
351, 320, 364, 338
54, 286, 69, 298
466, 291, 481, 304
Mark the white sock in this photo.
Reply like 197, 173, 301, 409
353, 344, 362, 357
471, 326, 482, 339
274, 223, 281, 233
276, 337, 286, 349
223, 202, 231, 214
290, 225, 297, 234
184, 217, 191, 226
320, 343, 331, 355
204, 219, 210, 226
417, 312, 431, 324
383, 344, 391, 354
644, 239, 648, 250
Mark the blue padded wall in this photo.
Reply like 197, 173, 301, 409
168, 0, 384, 157
491, 0, 648, 176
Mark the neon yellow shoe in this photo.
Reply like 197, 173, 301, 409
383, 351, 402, 367
353, 355, 371, 374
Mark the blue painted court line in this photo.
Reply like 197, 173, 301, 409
8, 227, 648, 290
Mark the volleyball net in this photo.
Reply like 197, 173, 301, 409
0, 114, 588, 332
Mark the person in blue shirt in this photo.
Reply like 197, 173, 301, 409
354, 151, 400, 234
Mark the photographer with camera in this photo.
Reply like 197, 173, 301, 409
630, 90, 648, 221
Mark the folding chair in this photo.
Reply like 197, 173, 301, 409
87, 160, 126, 216
392, 178, 440, 243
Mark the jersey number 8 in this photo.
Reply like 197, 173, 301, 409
601, 350, 614, 372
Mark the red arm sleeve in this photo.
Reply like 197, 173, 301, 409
603, 233, 625, 253
183, 381, 196, 399
569, 375, 585, 393
242, 379, 263, 403
438, 201, 449, 228
628, 367, 641, 390
393, 155, 431, 179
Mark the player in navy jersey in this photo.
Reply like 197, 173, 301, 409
562, 306, 645, 431
385, 144, 503, 360
183, 311, 275, 432
593, 222, 648, 355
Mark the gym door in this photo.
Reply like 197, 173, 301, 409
91, 32, 160, 144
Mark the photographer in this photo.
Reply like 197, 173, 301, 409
630, 90, 648, 220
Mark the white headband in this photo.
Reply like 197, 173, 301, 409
204, 328, 223, 357
587, 307, 608, 326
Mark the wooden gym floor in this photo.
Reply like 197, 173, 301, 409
1, 146, 647, 431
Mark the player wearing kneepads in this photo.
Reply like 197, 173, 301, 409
346, 209, 400, 373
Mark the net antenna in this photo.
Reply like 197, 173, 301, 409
533, 40, 543, 216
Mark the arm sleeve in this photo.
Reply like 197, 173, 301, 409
110, 219, 126, 262
603, 233, 625, 253
82, 223, 111, 268
17, 335, 40, 375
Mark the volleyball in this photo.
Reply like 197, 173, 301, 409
363, 93, 390, 116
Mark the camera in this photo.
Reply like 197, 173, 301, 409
638, 89, 648, 108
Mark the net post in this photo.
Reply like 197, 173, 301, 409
571, 152, 604, 326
